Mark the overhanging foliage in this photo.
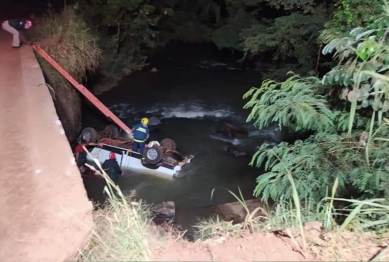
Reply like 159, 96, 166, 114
243, 74, 333, 132
245, 4, 389, 207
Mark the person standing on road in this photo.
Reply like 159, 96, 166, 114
1, 18, 33, 48
102, 152, 123, 183
131, 118, 150, 157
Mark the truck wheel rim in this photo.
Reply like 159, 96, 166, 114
147, 148, 158, 160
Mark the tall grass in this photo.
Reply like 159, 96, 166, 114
79, 147, 184, 261
77, 149, 389, 260
194, 151, 342, 258
80, 189, 152, 261
194, 187, 266, 240
193, 157, 389, 258
32, 5, 102, 87
327, 197, 389, 233
31, 5, 103, 139
79, 148, 151, 261
194, 215, 251, 240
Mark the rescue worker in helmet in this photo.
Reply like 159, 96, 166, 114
102, 152, 123, 183
131, 118, 150, 156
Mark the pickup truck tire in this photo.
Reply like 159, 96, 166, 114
160, 138, 177, 151
80, 127, 98, 143
104, 125, 119, 139
144, 145, 163, 165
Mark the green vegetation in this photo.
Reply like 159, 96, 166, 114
35, 0, 382, 95
241, 3, 327, 70
32, 5, 101, 139
30, 0, 389, 259
320, 0, 384, 40
194, 181, 337, 248
80, 0, 175, 93
79, 150, 182, 261
81, 187, 152, 261
243, 0, 389, 239
244, 74, 333, 133
33, 0, 387, 92
32, 5, 101, 89
192, 0, 329, 72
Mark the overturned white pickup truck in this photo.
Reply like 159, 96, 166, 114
80, 125, 194, 178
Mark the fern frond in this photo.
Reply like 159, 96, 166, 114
243, 74, 333, 132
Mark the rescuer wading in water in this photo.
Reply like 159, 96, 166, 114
75, 139, 100, 174
102, 152, 123, 183
1, 18, 33, 48
131, 118, 150, 157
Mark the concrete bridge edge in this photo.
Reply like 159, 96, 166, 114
0, 32, 94, 262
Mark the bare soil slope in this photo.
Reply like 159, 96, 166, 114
153, 228, 387, 261
0, 32, 93, 261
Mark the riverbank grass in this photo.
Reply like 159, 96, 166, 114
79, 150, 184, 261
32, 5, 101, 86
79, 158, 151, 260
79, 149, 388, 261
193, 170, 389, 260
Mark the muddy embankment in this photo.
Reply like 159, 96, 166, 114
47, 71, 112, 141
48, 66, 133, 140
50, 82, 82, 141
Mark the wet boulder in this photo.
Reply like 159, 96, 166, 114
217, 123, 248, 138
148, 116, 161, 126
208, 199, 268, 223
175, 199, 270, 231
222, 145, 247, 157
151, 201, 175, 224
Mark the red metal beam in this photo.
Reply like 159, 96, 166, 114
31, 44, 132, 136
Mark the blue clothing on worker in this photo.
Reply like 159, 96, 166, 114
132, 141, 146, 154
132, 123, 149, 142
131, 123, 149, 154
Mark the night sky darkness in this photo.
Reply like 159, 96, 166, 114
0, 0, 64, 20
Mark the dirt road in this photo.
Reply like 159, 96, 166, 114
0, 32, 93, 261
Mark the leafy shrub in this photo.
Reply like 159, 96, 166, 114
32, 5, 101, 87
243, 73, 334, 132
32, 5, 102, 139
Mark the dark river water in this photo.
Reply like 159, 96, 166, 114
82, 44, 285, 230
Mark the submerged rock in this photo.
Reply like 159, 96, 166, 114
217, 123, 249, 138
222, 145, 247, 157
148, 116, 161, 126
152, 201, 175, 224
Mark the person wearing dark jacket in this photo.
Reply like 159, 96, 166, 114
74, 139, 100, 174
131, 117, 150, 156
1, 18, 32, 48
102, 152, 123, 183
